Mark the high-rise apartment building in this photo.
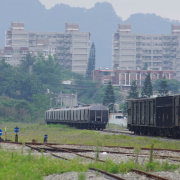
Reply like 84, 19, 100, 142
1, 22, 90, 75
112, 24, 180, 79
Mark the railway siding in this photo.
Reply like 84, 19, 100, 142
0, 142, 180, 179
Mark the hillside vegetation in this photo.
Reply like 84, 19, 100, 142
0, 55, 122, 123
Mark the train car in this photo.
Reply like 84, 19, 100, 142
128, 95, 180, 138
173, 94, 180, 137
45, 104, 109, 130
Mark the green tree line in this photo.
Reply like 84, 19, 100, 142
0, 54, 122, 122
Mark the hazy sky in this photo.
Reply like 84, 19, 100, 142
39, 0, 180, 21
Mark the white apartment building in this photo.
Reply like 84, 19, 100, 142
112, 24, 180, 79
1, 22, 90, 75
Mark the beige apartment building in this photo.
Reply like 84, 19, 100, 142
112, 24, 180, 79
0, 22, 90, 75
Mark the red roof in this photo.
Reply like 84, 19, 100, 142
5, 47, 13, 50
20, 47, 29, 51
6, 31, 12, 34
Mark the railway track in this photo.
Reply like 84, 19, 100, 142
130, 169, 169, 180
25, 143, 171, 180
1, 141, 178, 179
103, 128, 134, 135
2, 141, 180, 153
26, 143, 180, 164
101, 128, 180, 141
89, 168, 126, 180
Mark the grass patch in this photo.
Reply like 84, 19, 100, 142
0, 149, 88, 180
1, 122, 180, 150
107, 124, 126, 129
0, 147, 179, 180
145, 160, 179, 172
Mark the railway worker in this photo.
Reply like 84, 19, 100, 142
43, 134, 48, 143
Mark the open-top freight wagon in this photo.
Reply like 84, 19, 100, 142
128, 95, 180, 138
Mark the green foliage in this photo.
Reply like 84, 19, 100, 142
89, 160, 135, 174
113, 87, 124, 103
145, 160, 179, 172
0, 55, 110, 122
2, 122, 180, 150
0, 95, 49, 123
0, 55, 122, 121
153, 79, 180, 94
30, 94, 49, 112
0, 150, 88, 180
141, 73, 153, 98
122, 97, 128, 116
0, 97, 32, 122
103, 81, 115, 111
20, 53, 36, 73
0, 60, 44, 101
128, 80, 139, 99
106, 160, 119, 173
32, 55, 63, 92
78, 172, 86, 180
123, 80, 139, 115
167, 79, 180, 94
9, 73, 44, 100
72, 77, 118, 105
142, 62, 148, 70
95, 146, 101, 161
74, 78, 99, 104
118, 161, 135, 173
3, 146, 178, 180
157, 77, 168, 96
0, 123, 179, 179
86, 43, 96, 78
162, 160, 179, 171
134, 147, 141, 164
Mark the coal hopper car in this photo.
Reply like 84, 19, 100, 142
127, 95, 180, 138
45, 104, 109, 130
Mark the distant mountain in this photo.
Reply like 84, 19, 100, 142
0, 0, 179, 69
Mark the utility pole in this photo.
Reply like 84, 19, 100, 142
61, 91, 63, 107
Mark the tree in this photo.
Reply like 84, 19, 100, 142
167, 79, 180, 94
86, 43, 96, 78
2, 72, 44, 101
103, 81, 115, 111
123, 96, 128, 116
154, 79, 180, 95
20, 53, 35, 73
123, 80, 139, 116
157, 77, 168, 96
142, 62, 148, 70
32, 55, 63, 92
128, 80, 139, 99
141, 73, 153, 98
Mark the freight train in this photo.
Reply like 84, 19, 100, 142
127, 95, 180, 138
45, 104, 109, 130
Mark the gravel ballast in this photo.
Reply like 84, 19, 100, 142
0, 142, 180, 180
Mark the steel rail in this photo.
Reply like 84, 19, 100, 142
2, 141, 180, 152
25, 144, 69, 161
4, 142, 173, 180
89, 168, 125, 180
103, 129, 133, 135
17, 143, 180, 161
45, 144, 105, 162
131, 169, 170, 180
